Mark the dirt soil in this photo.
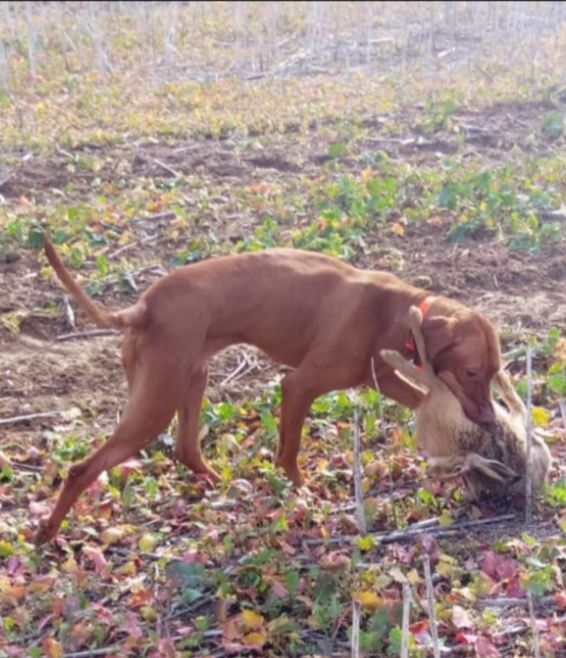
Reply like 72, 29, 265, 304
1, 98, 565, 434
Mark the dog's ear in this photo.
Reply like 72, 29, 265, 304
420, 316, 457, 364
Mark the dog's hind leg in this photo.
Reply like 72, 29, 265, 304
175, 365, 220, 482
35, 355, 183, 544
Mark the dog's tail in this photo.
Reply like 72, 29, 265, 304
44, 236, 148, 330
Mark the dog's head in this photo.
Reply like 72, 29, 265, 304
420, 310, 501, 425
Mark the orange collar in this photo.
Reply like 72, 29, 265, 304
405, 296, 434, 367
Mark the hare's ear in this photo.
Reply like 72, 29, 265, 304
379, 349, 405, 370
408, 306, 423, 330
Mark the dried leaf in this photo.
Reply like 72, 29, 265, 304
451, 604, 473, 629
102, 526, 127, 546
240, 609, 265, 630
353, 590, 381, 611
532, 406, 550, 427
41, 637, 63, 658
138, 533, 157, 553
243, 630, 267, 647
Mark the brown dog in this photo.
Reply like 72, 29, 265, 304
36, 238, 501, 543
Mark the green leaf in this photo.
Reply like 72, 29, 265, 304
547, 365, 566, 396
26, 227, 45, 249
544, 479, 566, 507
328, 141, 348, 158
182, 587, 204, 604
387, 626, 403, 655
357, 535, 378, 551
439, 182, 459, 209
523, 565, 555, 596
97, 254, 110, 276
541, 111, 564, 140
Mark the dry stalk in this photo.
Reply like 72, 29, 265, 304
352, 406, 367, 535
525, 345, 533, 523
401, 582, 412, 658
306, 513, 516, 547
370, 356, 383, 419
63, 294, 76, 329
0, 410, 62, 427
56, 328, 119, 341
527, 590, 542, 658
153, 158, 180, 178
423, 554, 441, 658
351, 599, 361, 658
558, 398, 566, 433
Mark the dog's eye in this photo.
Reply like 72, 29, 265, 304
465, 370, 479, 379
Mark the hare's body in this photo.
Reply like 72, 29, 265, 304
381, 308, 551, 500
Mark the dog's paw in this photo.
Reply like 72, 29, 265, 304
274, 458, 305, 488
34, 519, 57, 546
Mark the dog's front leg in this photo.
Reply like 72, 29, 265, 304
275, 358, 362, 486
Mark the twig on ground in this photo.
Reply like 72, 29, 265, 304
165, 593, 215, 621
352, 406, 367, 535
492, 615, 566, 640
130, 211, 177, 225
58, 264, 168, 306
64, 648, 118, 658
0, 411, 61, 427
123, 270, 138, 292
221, 352, 250, 385
423, 554, 441, 658
306, 513, 517, 546
56, 328, 119, 341
477, 596, 555, 608
153, 158, 180, 178
539, 208, 566, 222
108, 233, 160, 259
0, 171, 14, 188
55, 145, 74, 160
525, 345, 533, 523
6, 461, 43, 473
220, 349, 260, 386
108, 241, 139, 260
351, 599, 361, 658
401, 582, 412, 658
